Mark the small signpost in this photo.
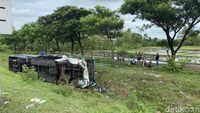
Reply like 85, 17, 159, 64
0, 0, 12, 34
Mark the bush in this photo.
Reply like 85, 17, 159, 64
0, 44, 9, 52
166, 59, 180, 72
164, 58, 191, 72
21, 65, 38, 82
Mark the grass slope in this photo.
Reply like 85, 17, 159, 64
96, 63, 200, 112
1, 53, 200, 113
0, 53, 131, 113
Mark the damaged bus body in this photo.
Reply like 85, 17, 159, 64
8, 54, 95, 88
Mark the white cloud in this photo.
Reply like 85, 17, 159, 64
11, 0, 200, 38
12, 8, 36, 17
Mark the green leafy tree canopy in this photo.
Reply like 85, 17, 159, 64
120, 0, 200, 59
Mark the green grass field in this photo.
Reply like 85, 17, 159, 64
1, 52, 200, 113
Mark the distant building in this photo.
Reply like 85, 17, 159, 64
0, 0, 12, 34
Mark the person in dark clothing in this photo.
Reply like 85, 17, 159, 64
147, 60, 153, 68
155, 53, 160, 66
130, 57, 136, 65
137, 52, 142, 64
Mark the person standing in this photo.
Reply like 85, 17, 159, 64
155, 53, 160, 66
137, 52, 142, 65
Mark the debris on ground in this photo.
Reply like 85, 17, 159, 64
30, 98, 47, 104
93, 85, 107, 93
159, 80, 164, 84
93, 87, 107, 93
92, 81, 108, 93
1, 92, 8, 95
3, 101, 9, 105
26, 97, 47, 109
155, 75, 161, 78
26, 103, 35, 109
142, 80, 147, 84
143, 72, 162, 78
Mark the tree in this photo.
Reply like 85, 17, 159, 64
38, 6, 91, 55
17, 22, 47, 52
157, 39, 167, 48
116, 30, 143, 49
4, 22, 56, 53
38, 14, 65, 53
97, 17, 124, 65
120, 0, 200, 59
44, 6, 91, 55
184, 29, 200, 46
81, 6, 124, 66
1, 31, 20, 53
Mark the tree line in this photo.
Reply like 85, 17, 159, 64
0, 0, 199, 61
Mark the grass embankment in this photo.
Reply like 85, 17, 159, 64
0, 53, 130, 113
1, 53, 200, 113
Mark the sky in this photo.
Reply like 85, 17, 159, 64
11, 0, 199, 39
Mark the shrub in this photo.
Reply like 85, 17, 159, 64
166, 59, 180, 72
21, 65, 38, 82
163, 58, 191, 72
